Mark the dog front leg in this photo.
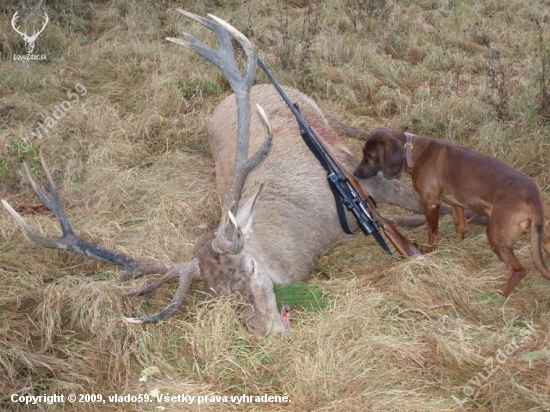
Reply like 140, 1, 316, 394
423, 201, 441, 245
451, 205, 468, 240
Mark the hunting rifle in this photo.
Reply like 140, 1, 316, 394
257, 58, 421, 258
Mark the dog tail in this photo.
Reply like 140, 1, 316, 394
530, 198, 550, 280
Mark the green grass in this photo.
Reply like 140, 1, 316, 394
274, 281, 330, 312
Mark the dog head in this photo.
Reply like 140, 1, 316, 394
354, 128, 404, 179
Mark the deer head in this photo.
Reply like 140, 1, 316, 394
1, 11, 290, 334
11, 11, 49, 55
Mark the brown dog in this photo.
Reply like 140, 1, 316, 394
354, 128, 550, 296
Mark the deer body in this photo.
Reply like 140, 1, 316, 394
202, 84, 428, 333
209, 84, 423, 282
209, 84, 348, 281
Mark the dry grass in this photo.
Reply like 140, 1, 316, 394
2, 0, 550, 410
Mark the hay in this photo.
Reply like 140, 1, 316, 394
1, 0, 550, 411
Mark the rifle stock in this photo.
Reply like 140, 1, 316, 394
350, 175, 421, 257
318, 130, 421, 257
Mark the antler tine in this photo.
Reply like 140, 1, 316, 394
24, 154, 74, 236
246, 105, 273, 172
11, 11, 26, 37
3, 155, 75, 247
168, 10, 259, 166
125, 259, 201, 324
212, 104, 273, 255
41, 13, 49, 29
207, 14, 257, 90
2, 199, 63, 249
168, 10, 243, 88
222, 104, 273, 207
126, 270, 179, 296
31, 13, 49, 39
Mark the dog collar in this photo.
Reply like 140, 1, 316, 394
404, 132, 414, 169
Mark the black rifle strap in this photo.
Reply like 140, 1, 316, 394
292, 104, 354, 235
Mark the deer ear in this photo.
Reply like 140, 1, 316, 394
235, 185, 263, 238
381, 135, 404, 179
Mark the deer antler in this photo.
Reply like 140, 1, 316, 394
1, 155, 200, 323
32, 12, 49, 40
167, 10, 273, 255
11, 11, 49, 54
11, 12, 26, 38
3, 12, 272, 325
11, 11, 49, 41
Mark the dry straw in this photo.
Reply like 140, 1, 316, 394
2, 0, 550, 411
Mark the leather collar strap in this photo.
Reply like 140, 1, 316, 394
404, 132, 414, 169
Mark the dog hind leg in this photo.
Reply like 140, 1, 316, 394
486, 215, 526, 296
541, 202, 550, 256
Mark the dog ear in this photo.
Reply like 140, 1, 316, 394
381, 134, 404, 179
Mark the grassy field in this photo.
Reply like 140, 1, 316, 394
1, 0, 550, 410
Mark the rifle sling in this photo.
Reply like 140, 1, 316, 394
292, 104, 354, 235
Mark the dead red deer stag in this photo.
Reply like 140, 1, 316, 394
3, 10, 427, 334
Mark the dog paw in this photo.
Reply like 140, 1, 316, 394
419, 244, 436, 253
